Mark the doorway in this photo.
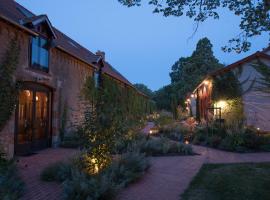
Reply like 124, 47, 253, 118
15, 83, 52, 155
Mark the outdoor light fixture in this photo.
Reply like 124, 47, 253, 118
257, 127, 260, 131
25, 90, 31, 97
149, 130, 153, 134
185, 140, 189, 145
204, 80, 209, 85
216, 100, 227, 109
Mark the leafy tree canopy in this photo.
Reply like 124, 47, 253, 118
170, 37, 223, 104
118, 0, 270, 52
134, 83, 153, 98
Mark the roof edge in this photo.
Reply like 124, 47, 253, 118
0, 14, 38, 36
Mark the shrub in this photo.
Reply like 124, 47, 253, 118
154, 111, 174, 126
63, 169, 116, 200
132, 137, 193, 156
63, 151, 149, 200
41, 161, 73, 182
193, 125, 270, 152
158, 122, 190, 142
0, 160, 24, 200
105, 152, 150, 187
208, 135, 222, 148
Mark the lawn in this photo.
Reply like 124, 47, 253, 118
181, 163, 270, 200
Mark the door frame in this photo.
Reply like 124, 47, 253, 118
14, 82, 53, 155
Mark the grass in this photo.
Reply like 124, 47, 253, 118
181, 163, 270, 200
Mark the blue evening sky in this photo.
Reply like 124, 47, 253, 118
16, 0, 268, 91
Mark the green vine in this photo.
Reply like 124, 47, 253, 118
212, 71, 244, 125
251, 60, 270, 93
78, 74, 154, 174
0, 38, 20, 132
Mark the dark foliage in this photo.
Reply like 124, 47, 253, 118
0, 160, 24, 200
193, 126, 270, 152
134, 83, 154, 98
0, 38, 20, 131
119, 0, 270, 53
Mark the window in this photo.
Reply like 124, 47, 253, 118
94, 71, 99, 88
31, 37, 49, 72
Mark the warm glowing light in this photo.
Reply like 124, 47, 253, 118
216, 100, 227, 109
185, 140, 189, 145
36, 96, 39, 101
257, 127, 260, 131
191, 94, 194, 98
187, 98, 191, 103
204, 80, 209, 85
25, 90, 31, 97
149, 130, 153, 134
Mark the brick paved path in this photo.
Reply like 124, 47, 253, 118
117, 145, 270, 200
17, 148, 77, 200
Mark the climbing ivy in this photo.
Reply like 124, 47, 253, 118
212, 71, 244, 125
78, 74, 154, 174
252, 60, 270, 93
0, 38, 20, 131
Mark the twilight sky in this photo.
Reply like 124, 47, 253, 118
16, 0, 268, 91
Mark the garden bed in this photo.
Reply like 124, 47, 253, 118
0, 159, 24, 200
181, 162, 270, 200
192, 126, 270, 153
41, 151, 149, 200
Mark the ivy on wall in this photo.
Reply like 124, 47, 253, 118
212, 71, 244, 125
252, 60, 270, 93
0, 38, 20, 131
79, 73, 154, 174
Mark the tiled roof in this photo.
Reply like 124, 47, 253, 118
0, 0, 137, 89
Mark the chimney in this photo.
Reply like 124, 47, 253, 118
96, 50, 105, 61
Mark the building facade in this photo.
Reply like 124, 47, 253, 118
188, 48, 270, 132
0, 0, 147, 158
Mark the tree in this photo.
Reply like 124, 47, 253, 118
170, 37, 223, 105
153, 85, 172, 111
118, 0, 270, 53
134, 83, 153, 98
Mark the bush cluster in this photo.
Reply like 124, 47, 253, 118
158, 122, 191, 142
193, 126, 270, 152
0, 160, 24, 200
114, 132, 193, 156
41, 151, 149, 200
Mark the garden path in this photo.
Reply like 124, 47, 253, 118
117, 145, 270, 200
17, 148, 77, 200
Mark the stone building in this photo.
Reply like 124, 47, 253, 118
0, 0, 147, 158
188, 48, 270, 132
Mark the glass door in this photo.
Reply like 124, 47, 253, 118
17, 90, 34, 154
32, 91, 49, 150
15, 85, 51, 155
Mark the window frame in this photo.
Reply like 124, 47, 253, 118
29, 36, 50, 73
